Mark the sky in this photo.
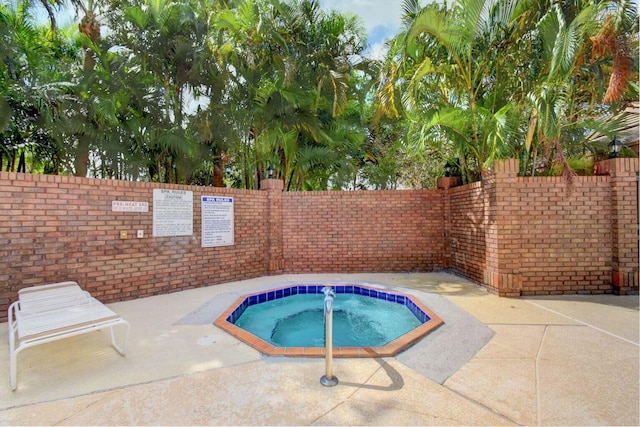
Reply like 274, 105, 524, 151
319, 0, 406, 59
37, 0, 639, 60
33, 0, 406, 59
322, 0, 640, 59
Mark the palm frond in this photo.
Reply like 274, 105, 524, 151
538, 5, 563, 64
407, 56, 434, 104
0, 97, 11, 132
155, 130, 193, 156
527, 83, 568, 140
401, 0, 422, 29
462, 0, 492, 38
124, 6, 149, 30
374, 61, 400, 121
480, 103, 517, 164
406, 3, 454, 54
296, 144, 337, 171
406, 107, 471, 154
582, 109, 639, 144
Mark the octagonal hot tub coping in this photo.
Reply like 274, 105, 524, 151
213, 284, 444, 358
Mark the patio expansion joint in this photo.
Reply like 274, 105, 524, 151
441, 381, 518, 425
534, 325, 549, 426
524, 300, 640, 347
309, 400, 350, 425
307, 363, 381, 425
51, 392, 115, 426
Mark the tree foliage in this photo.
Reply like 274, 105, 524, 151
377, 0, 638, 182
1, 0, 637, 187
2, 0, 376, 188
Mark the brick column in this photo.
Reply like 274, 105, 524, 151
482, 159, 523, 296
441, 190, 452, 268
261, 178, 285, 274
437, 176, 462, 190
438, 177, 462, 268
595, 158, 639, 295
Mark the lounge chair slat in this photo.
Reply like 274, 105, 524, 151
18, 282, 89, 314
17, 300, 120, 343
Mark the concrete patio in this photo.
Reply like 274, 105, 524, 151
0, 272, 638, 425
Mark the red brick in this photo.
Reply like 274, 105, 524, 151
1, 159, 638, 321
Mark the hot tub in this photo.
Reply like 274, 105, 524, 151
214, 284, 443, 357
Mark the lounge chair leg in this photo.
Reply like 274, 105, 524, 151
10, 336, 18, 391
109, 322, 130, 356
10, 352, 17, 391
9, 311, 17, 391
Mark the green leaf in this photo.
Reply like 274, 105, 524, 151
125, 6, 149, 30
0, 97, 11, 132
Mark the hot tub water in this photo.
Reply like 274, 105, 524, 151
234, 293, 422, 347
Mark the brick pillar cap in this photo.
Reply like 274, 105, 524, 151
493, 159, 519, 175
437, 176, 462, 189
260, 179, 284, 191
594, 158, 640, 176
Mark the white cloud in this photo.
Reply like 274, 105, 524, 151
320, 0, 404, 31
367, 41, 389, 61
319, 0, 405, 47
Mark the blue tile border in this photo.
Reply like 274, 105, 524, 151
226, 284, 432, 325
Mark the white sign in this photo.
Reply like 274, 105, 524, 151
153, 189, 193, 237
112, 200, 149, 212
201, 196, 234, 247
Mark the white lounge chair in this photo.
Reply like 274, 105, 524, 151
8, 281, 130, 390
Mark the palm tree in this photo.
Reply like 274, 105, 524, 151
0, 3, 79, 174
104, 0, 214, 183
210, 0, 369, 190
383, 0, 524, 181
519, 0, 637, 175
380, 0, 637, 181
22, 0, 105, 176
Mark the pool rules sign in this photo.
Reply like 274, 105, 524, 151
153, 189, 193, 237
201, 196, 234, 247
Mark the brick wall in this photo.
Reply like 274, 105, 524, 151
447, 159, 638, 297
1, 157, 638, 321
262, 179, 285, 273
596, 158, 640, 294
0, 173, 269, 320
0, 175, 445, 321
448, 182, 486, 285
513, 175, 612, 295
281, 190, 444, 272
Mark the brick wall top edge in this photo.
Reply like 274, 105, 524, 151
283, 189, 439, 196
446, 174, 609, 191
449, 181, 483, 192
493, 159, 519, 174
1, 172, 23, 180
0, 172, 265, 195
515, 175, 609, 184
595, 157, 640, 175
